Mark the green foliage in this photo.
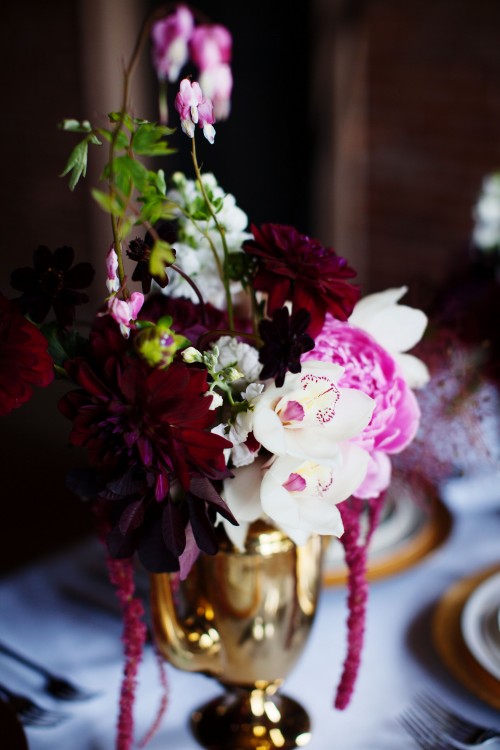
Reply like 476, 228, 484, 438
59, 119, 102, 190
42, 322, 89, 369
149, 240, 176, 282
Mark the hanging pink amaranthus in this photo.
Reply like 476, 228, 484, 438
105, 554, 148, 750
335, 492, 386, 709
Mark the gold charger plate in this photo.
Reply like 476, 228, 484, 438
324, 484, 452, 586
433, 564, 500, 710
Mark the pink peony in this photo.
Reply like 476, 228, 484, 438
305, 314, 421, 497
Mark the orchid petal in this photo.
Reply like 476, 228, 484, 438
396, 352, 430, 389
222, 460, 263, 522
349, 287, 407, 328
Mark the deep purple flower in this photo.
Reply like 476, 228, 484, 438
10, 245, 95, 327
243, 224, 360, 337
0, 295, 54, 415
258, 306, 315, 387
127, 222, 176, 294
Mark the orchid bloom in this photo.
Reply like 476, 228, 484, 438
175, 79, 216, 144
252, 361, 375, 462
151, 6, 194, 82
348, 286, 429, 388
222, 441, 369, 548
108, 292, 144, 339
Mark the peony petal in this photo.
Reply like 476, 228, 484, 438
353, 451, 392, 499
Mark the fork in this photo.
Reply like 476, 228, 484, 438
0, 682, 68, 727
413, 692, 500, 746
399, 707, 458, 749
0, 640, 98, 701
399, 693, 500, 749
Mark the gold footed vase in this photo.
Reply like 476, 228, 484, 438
151, 519, 324, 750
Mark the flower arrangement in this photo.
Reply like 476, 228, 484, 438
0, 5, 430, 748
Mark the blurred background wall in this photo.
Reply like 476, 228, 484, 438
1, 0, 499, 571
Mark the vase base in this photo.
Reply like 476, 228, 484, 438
190, 688, 312, 750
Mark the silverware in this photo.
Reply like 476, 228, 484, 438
0, 640, 98, 701
399, 692, 500, 749
413, 692, 500, 747
0, 682, 68, 728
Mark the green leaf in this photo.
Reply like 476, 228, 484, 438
41, 322, 89, 368
91, 188, 125, 217
98, 129, 129, 149
149, 240, 176, 281
108, 112, 135, 131
137, 196, 176, 225
60, 139, 89, 191
155, 169, 166, 196
133, 122, 176, 156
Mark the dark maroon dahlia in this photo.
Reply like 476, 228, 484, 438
0, 296, 54, 416
243, 223, 360, 336
10, 245, 95, 327
59, 317, 234, 572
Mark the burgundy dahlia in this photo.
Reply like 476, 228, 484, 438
59, 317, 234, 572
243, 223, 360, 336
0, 296, 54, 416
11, 244, 95, 327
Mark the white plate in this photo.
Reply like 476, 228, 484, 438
325, 476, 428, 570
461, 571, 500, 681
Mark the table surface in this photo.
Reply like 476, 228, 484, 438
1, 493, 500, 750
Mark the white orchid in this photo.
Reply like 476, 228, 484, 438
348, 286, 430, 388
252, 361, 375, 462
222, 441, 370, 548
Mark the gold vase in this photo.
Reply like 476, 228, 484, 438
150, 519, 324, 750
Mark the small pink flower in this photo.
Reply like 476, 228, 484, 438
175, 79, 216, 143
106, 246, 120, 294
108, 292, 144, 338
190, 25, 233, 120
151, 6, 194, 82
190, 25, 232, 69
199, 64, 233, 120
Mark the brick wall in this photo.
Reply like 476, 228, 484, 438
366, 0, 500, 298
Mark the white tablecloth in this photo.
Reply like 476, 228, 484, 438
1, 501, 500, 750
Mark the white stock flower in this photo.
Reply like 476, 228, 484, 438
348, 286, 430, 388
214, 336, 262, 383
252, 361, 375, 462
163, 173, 251, 307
